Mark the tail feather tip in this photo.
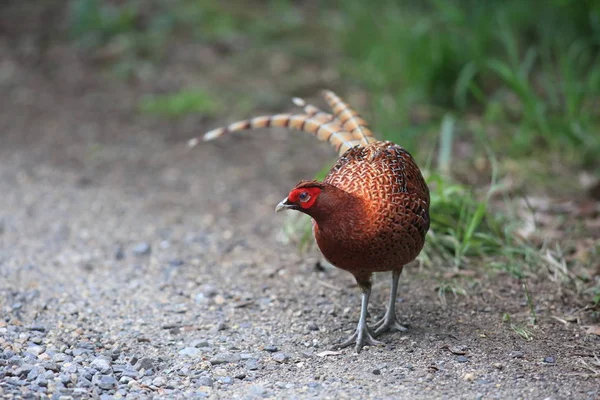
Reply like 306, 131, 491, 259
203, 129, 223, 142
292, 97, 306, 107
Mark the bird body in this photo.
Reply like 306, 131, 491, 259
320, 141, 429, 276
190, 90, 430, 352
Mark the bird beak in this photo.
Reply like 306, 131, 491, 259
275, 197, 293, 213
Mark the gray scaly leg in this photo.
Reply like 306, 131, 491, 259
371, 268, 408, 336
334, 284, 383, 353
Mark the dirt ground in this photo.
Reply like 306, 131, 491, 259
1, 9, 600, 400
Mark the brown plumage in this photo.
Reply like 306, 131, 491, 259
190, 90, 430, 352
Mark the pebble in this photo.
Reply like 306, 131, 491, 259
448, 345, 468, 355
94, 375, 117, 390
132, 242, 151, 256
121, 368, 139, 378
456, 356, 469, 363
59, 373, 72, 384
19, 364, 34, 374
210, 353, 240, 365
249, 385, 266, 396
77, 376, 92, 388
245, 360, 259, 371
26, 345, 45, 356
180, 347, 201, 357
62, 364, 78, 374
307, 322, 319, 331
272, 353, 290, 363
463, 373, 475, 382
510, 351, 524, 359
263, 345, 278, 353
42, 362, 59, 372
200, 284, 218, 297
91, 356, 112, 373
27, 366, 43, 381
28, 325, 47, 332
543, 356, 556, 364
166, 381, 177, 389
53, 353, 70, 363
115, 246, 125, 260
134, 357, 155, 371
152, 376, 166, 386
197, 377, 214, 387
372, 369, 381, 375
73, 348, 92, 357
195, 293, 210, 304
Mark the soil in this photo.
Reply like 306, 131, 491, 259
1, 5, 599, 399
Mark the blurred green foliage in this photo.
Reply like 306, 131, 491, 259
139, 89, 222, 118
70, 0, 175, 53
68, 0, 600, 164
334, 0, 600, 165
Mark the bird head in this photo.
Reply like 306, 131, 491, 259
275, 180, 324, 214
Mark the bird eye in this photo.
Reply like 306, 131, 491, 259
298, 192, 310, 202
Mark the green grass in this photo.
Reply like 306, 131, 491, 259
138, 89, 222, 118
330, 0, 600, 165
68, 0, 600, 162
68, 0, 320, 77
511, 324, 534, 341
436, 280, 467, 308
68, 0, 176, 52
68, 0, 176, 78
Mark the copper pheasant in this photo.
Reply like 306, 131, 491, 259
189, 90, 430, 352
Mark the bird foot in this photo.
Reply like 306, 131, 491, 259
333, 324, 383, 353
371, 313, 408, 337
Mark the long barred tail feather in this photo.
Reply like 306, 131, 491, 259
292, 97, 334, 121
189, 90, 378, 156
191, 112, 358, 156
320, 90, 375, 145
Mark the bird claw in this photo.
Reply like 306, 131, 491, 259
371, 313, 408, 337
333, 324, 383, 353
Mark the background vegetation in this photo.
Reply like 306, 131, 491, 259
67, 0, 599, 304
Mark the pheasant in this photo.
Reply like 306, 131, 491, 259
189, 90, 430, 352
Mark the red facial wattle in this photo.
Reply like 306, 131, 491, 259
288, 187, 321, 209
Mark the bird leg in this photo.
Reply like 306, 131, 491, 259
333, 282, 383, 353
371, 268, 408, 336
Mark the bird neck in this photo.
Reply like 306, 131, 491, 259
307, 184, 366, 232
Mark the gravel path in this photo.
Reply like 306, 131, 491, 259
1, 32, 600, 400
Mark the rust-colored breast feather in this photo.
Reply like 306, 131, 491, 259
317, 141, 430, 274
